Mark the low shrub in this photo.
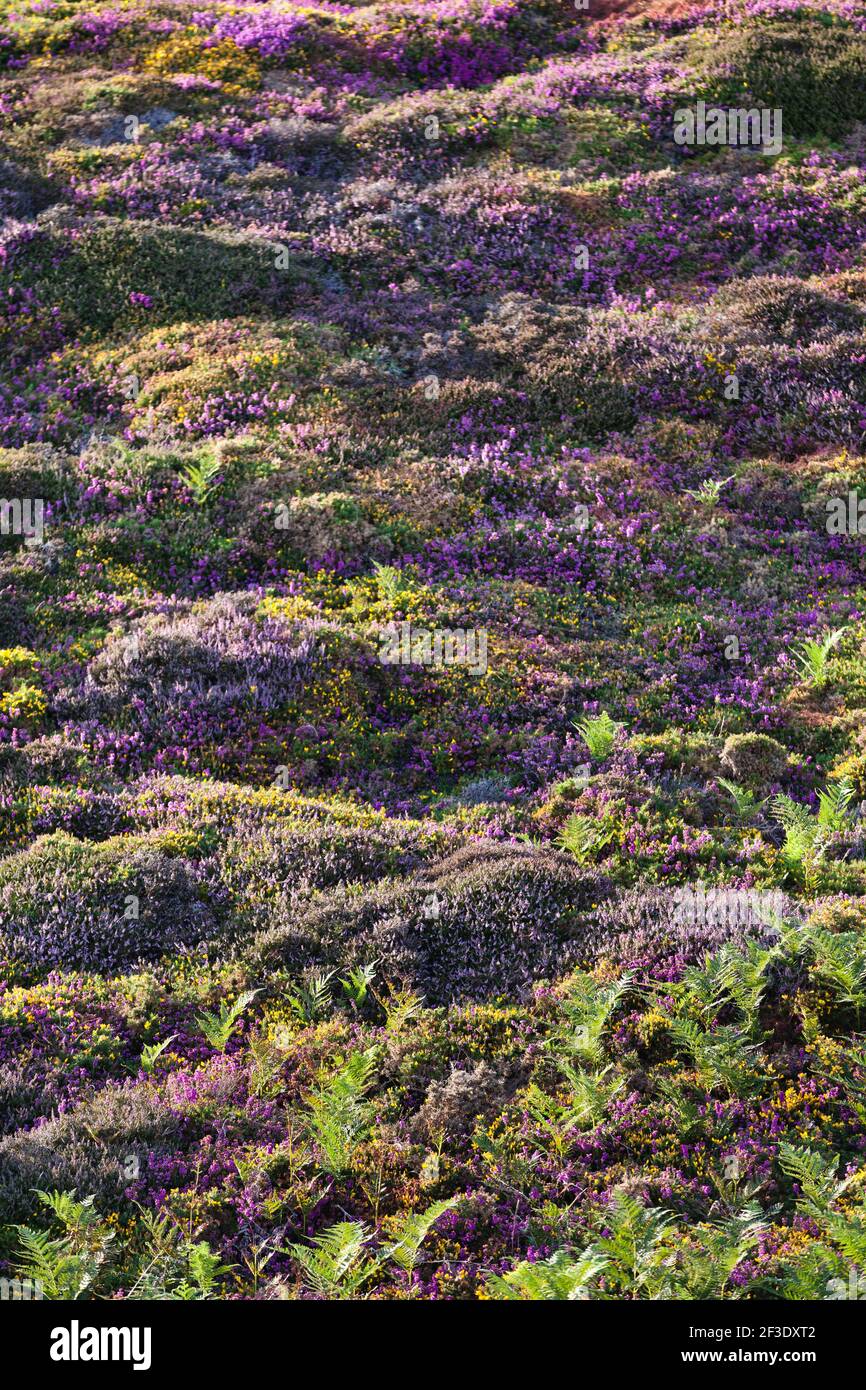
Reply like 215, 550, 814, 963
720, 733, 793, 788
252, 840, 612, 1004
77, 593, 320, 729
696, 13, 866, 139
0, 833, 228, 980
4, 218, 316, 337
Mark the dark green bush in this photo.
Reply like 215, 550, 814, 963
696, 14, 866, 139
0, 445, 68, 502
720, 732, 793, 787
4, 217, 317, 336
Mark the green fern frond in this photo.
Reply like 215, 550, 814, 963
485, 1247, 608, 1301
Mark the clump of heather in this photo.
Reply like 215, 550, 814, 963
76, 592, 320, 726
0, 834, 229, 981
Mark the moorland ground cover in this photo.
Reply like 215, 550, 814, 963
2, 0, 866, 1300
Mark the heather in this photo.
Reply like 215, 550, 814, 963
1, 0, 866, 1302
